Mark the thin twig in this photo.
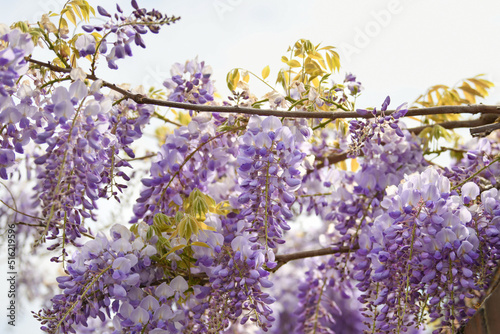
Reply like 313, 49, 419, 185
125, 153, 157, 162
153, 111, 182, 126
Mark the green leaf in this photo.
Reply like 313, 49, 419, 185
146, 226, 154, 240
177, 215, 199, 240
130, 224, 138, 235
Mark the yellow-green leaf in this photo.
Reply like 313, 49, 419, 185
262, 65, 270, 80
311, 77, 320, 88
71, 3, 83, 20
226, 69, 239, 91
307, 52, 323, 61
212, 201, 231, 215
287, 59, 302, 67
459, 83, 481, 96
65, 9, 77, 26
130, 224, 138, 235
198, 222, 216, 232
164, 244, 185, 257
154, 213, 172, 227
191, 241, 211, 248
146, 226, 154, 240
91, 32, 102, 40
325, 52, 333, 72
177, 215, 199, 240
338, 160, 347, 170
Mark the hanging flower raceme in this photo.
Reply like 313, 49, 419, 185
131, 114, 237, 225
0, 28, 35, 179
0, 27, 33, 96
354, 167, 500, 333
236, 116, 309, 250
163, 58, 215, 111
299, 126, 427, 248
186, 213, 277, 333
34, 223, 190, 333
349, 96, 408, 157
32, 80, 153, 250
80, 1, 180, 70
293, 257, 371, 334
445, 137, 500, 187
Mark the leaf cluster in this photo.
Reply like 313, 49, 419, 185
131, 189, 229, 263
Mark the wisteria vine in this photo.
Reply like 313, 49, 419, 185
1, 1, 500, 334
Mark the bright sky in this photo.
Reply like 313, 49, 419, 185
2, 0, 500, 332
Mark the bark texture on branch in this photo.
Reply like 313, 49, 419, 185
28, 58, 500, 122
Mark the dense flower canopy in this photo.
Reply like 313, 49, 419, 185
1, 1, 500, 334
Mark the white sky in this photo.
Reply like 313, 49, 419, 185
2, 0, 500, 332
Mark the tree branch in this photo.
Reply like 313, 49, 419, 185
470, 122, 500, 137
273, 245, 355, 271
28, 57, 500, 121
409, 118, 493, 135
146, 246, 356, 286
314, 152, 350, 170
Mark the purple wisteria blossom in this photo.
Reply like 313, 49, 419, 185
236, 116, 310, 250
163, 58, 215, 111
34, 223, 188, 333
354, 167, 500, 333
0, 28, 35, 179
445, 137, 500, 186
32, 80, 153, 250
80, 1, 180, 69
185, 213, 277, 333
299, 126, 427, 247
131, 113, 237, 225
349, 96, 408, 156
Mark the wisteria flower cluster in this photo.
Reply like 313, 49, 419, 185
323, 72, 364, 107
446, 137, 500, 187
34, 223, 189, 333
349, 96, 408, 156
0, 28, 34, 96
79, 1, 180, 69
293, 258, 370, 334
0, 29, 35, 178
236, 115, 309, 250
355, 167, 500, 333
131, 113, 237, 226
31, 79, 154, 250
163, 58, 215, 108
299, 125, 427, 247
185, 214, 277, 333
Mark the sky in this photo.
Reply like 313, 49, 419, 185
2, 0, 500, 332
